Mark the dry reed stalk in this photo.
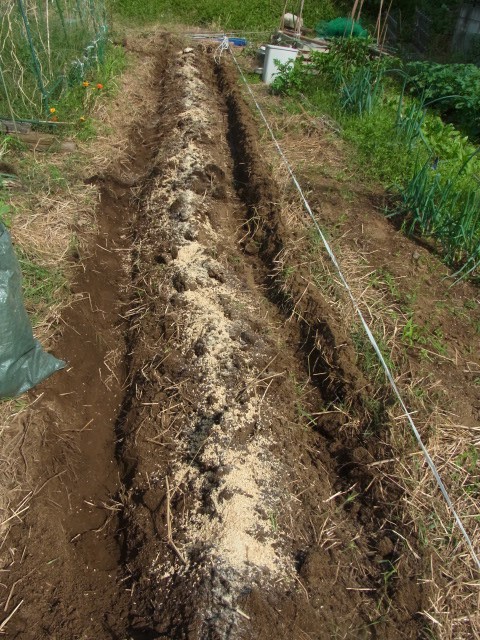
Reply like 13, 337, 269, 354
165, 476, 187, 564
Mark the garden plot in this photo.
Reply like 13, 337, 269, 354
2, 35, 478, 640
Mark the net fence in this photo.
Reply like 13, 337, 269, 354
0, 0, 107, 122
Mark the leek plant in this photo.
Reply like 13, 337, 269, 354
340, 66, 384, 116
395, 87, 427, 149
396, 151, 480, 279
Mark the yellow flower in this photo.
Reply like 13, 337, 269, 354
49, 107, 56, 114
79, 116, 85, 122
83, 81, 90, 87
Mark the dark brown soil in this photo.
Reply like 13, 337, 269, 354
5, 36, 474, 640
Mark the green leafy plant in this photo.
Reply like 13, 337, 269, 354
404, 61, 480, 139
110, 0, 336, 29
324, 36, 376, 82
271, 58, 308, 96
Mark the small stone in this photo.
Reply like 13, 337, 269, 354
212, 184, 227, 200
170, 198, 182, 214
378, 536, 394, 557
187, 279, 198, 291
172, 273, 187, 293
240, 330, 255, 345
184, 228, 196, 241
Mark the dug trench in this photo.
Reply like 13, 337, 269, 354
5, 39, 432, 639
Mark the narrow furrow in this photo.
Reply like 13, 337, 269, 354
115, 43, 428, 640
5, 37, 429, 640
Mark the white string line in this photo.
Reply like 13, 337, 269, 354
214, 35, 231, 64
225, 42, 480, 572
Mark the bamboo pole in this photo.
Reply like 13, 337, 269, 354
16, 0, 49, 114
376, 0, 385, 41
296, 0, 305, 38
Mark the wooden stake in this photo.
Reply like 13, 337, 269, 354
376, 0, 385, 41
380, 0, 394, 49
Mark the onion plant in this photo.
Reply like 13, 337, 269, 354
340, 66, 384, 116
395, 149, 480, 279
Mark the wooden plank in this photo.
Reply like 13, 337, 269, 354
10, 131, 76, 153
0, 120, 32, 134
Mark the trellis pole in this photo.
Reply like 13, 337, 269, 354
0, 62, 18, 130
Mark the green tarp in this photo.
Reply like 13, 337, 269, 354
0, 222, 65, 398
316, 18, 368, 39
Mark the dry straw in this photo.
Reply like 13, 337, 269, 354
237, 63, 480, 638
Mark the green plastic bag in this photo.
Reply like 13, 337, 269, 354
316, 18, 368, 39
0, 222, 65, 398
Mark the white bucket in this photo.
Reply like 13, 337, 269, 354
262, 44, 298, 85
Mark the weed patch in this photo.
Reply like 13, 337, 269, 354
17, 250, 67, 320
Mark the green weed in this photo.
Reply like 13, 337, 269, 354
341, 491, 359, 508
455, 446, 479, 475
269, 511, 278, 532
16, 250, 68, 321
369, 268, 401, 300
401, 313, 447, 356
0, 199, 11, 227
463, 298, 477, 310
402, 315, 423, 347
352, 327, 394, 381
0, 0, 109, 120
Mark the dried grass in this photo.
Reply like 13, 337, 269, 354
11, 187, 97, 269
0, 29, 163, 578
86, 32, 161, 178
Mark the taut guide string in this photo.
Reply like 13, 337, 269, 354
213, 35, 480, 572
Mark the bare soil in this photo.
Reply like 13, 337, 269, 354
2, 35, 478, 639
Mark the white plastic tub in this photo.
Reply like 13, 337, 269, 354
262, 44, 298, 85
